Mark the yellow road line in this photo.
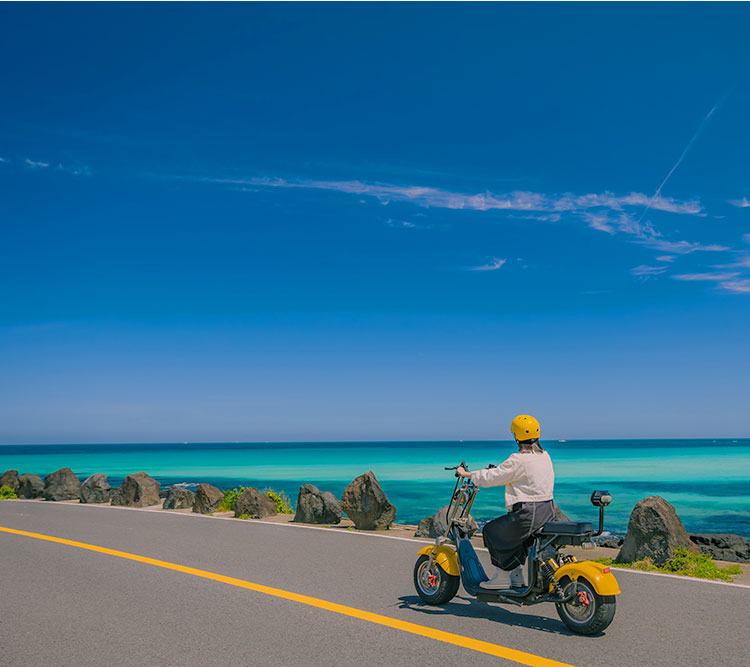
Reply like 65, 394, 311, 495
0, 525, 575, 667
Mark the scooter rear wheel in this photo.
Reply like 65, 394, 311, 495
555, 576, 616, 635
413, 555, 460, 605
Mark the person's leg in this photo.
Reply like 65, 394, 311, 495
480, 513, 525, 589
482, 513, 524, 569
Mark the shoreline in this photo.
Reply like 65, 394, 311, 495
3, 439, 750, 539
6, 496, 749, 587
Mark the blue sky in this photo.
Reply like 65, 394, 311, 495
1, 3, 749, 443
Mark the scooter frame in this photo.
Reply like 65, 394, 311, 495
426, 474, 602, 606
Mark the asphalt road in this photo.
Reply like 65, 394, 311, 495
1, 501, 747, 667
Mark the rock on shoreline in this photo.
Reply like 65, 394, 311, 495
163, 485, 195, 510
80, 474, 113, 503
1, 470, 19, 491
616, 496, 699, 565
192, 484, 223, 514
689, 533, 750, 564
294, 484, 342, 524
17, 473, 44, 499
415, 505, 478, 538
43, 468, 81, 501
234, 487, 277, 519
111, 472, 160, 507
341, 471, 396, 530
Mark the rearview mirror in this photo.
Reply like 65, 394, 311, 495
590, 490, 612, 507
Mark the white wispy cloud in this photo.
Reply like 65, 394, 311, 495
385, 218, 417, 229
18, 157, 90, 176
200, 173, 743, 287
631, 265, 667, 277
582, 212, 615, 234
638, 238, 729, 254
712, 256, 750, 269
212, 176, 720, 257
469, 257, 506, 272
672, 271, 740, 282
208, 176, 702, 217
584, 211, 728, 255
729, 197, 750, 208
720, 278, 750, 293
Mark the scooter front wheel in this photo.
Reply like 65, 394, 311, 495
555, 576, 616, 635
413, 555, 460, 605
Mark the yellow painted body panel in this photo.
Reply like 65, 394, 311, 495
417, 544, 460, 577
553, 560, 621, 595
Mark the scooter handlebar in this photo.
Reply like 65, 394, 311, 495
444, 461, 469, 477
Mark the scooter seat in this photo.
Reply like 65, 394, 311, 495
538, 521, 594, 536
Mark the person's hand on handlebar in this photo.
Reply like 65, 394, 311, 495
456, 465, 472, 478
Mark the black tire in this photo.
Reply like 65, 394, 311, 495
555, 576, 616, 635
413, 554, 460, 605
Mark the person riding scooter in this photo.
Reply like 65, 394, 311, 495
456, 414, 555, 590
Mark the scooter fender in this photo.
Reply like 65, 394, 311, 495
417, 544, 460, 577
552, 560, 621, 596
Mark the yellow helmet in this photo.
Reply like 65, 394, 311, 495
511, 414, 540, 442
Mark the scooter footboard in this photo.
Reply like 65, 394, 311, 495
457, 537, 489, 594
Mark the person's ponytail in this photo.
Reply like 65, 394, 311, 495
518, 438, 544, 454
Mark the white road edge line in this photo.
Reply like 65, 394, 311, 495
7, 499, 750, 590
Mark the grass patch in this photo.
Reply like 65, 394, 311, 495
264, 488, 294, 514
217, 486, 293, 515
0, 485, 18, 500
595, 548, 742, 582
237, 514, 252, 520
217, 487, 244, 512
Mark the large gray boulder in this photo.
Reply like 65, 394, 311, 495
293, 484, 342, 524
689, 534, 750, 564
17, 474, 44, 499
234, 487, 277, 519
111, 472, 160, 507
616, 496, 699, 565
80, 474, 112, 503
43, 468, 81, 501
163, 485, 196, 510
341, 471, 396, 530
1, 470, 19, 491
415, 505, 478, 538
192, 484, 224, 514
553, 504, 569, 521
594, 536, 625, 549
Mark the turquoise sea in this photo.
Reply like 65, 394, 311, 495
1, 440, 748, 538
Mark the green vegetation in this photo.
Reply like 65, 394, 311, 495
596, 548, 742, 582
0, 485, 18, 500
237, 514, 252, 520
217, 487, 245, 512
264, 488, 294, 514
217, 486, 293, 514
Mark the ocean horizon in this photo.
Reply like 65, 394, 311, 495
2, 439, 749, 538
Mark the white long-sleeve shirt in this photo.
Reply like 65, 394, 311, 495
470, 451, 555, 511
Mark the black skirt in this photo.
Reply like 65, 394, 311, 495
482, 500, 555, 570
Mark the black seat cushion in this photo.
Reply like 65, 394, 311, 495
539, 521, 594, 536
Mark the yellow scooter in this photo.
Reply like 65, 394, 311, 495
413, 462, 620, 635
